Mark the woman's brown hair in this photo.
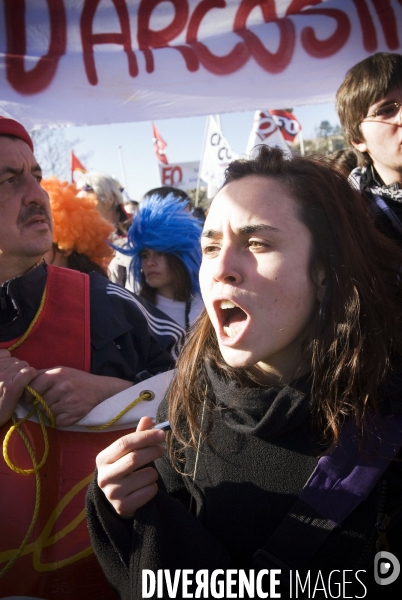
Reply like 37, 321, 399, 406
139, 253, 192, 304
168, 146, 402, 463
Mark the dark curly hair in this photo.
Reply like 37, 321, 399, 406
168, 146, 402, 464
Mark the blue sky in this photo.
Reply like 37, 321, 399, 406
63, 102, 340, 201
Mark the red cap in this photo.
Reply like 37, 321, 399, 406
0, 116, 33, 152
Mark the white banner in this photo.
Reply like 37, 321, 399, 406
158, 160, 203, 190
200, 116, 238, 197
15, 370, 175, 432
0, 0, 401, 129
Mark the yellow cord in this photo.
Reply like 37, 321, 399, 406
1, 286, 52, 577
2, 286, 53, 475
8, 287, 47, 352
3, 403, 51, 475
0, 427, 41, 578
86, 391, 152, 430
25, 385, 55, 428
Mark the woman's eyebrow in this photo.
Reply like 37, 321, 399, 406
201, 229, 221, 239
237, 224, 280, 234
201, 224, 280, 239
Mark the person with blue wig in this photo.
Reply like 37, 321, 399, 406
116, 194, 204, 330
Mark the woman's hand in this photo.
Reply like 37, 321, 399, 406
96, 416, 166, 518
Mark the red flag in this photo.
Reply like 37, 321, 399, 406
152, 122, 169, 165
71, 150, 87, 172
269, 110, 302, 143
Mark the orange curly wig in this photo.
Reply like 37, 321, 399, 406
42, 177, 114, 265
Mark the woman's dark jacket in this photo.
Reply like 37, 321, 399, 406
86, 365, 402, 599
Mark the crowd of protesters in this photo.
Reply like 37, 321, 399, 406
1, 51, 402, 599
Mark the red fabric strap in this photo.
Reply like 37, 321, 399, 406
0, 265, 91, 372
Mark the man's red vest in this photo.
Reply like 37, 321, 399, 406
0, 264, 91, 370
0, 265, 119, 600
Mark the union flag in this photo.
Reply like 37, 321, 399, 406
270, 110, 302, 143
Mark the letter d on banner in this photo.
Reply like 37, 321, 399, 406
142, 570, 156, 597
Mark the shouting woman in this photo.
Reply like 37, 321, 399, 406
86, 147, 402, 598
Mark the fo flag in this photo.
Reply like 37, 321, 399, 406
159, 161, 201, 190
246, 110, 291, 157
152, 122, 168, 165
200, 116, 237, 198
270, 110, 302, 143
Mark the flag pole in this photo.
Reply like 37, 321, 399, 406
298, 131, 305, 156
118, 145, 128, 194
195, 116, 209, 207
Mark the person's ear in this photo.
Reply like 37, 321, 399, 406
315, 263, 326, 303
351, 138, 368, 154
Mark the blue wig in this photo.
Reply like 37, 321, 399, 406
118, 193, 203, 295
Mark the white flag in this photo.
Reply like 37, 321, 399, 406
246, 110, 291, 157
200, 116, 237, 198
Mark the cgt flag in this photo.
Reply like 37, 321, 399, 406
200, 116, 237, 198
270, 110, 302, 144
246, 110, 291, 157
152, 122, 169, 165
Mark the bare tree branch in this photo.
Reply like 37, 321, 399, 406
30, 129, 91, 181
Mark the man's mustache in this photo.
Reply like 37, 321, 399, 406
17, 205, 52, 227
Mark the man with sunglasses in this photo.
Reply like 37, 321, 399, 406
336, 52, 402, 244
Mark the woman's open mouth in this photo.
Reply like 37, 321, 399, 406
218, 299, 248, 339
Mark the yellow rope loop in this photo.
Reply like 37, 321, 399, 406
26, 385, 55, 428
1, 397, 53, 576
3, 403, 51, 475
86, 392, 153, 431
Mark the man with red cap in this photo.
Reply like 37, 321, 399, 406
0, 116, 184, 428
0, 117, 185, 599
